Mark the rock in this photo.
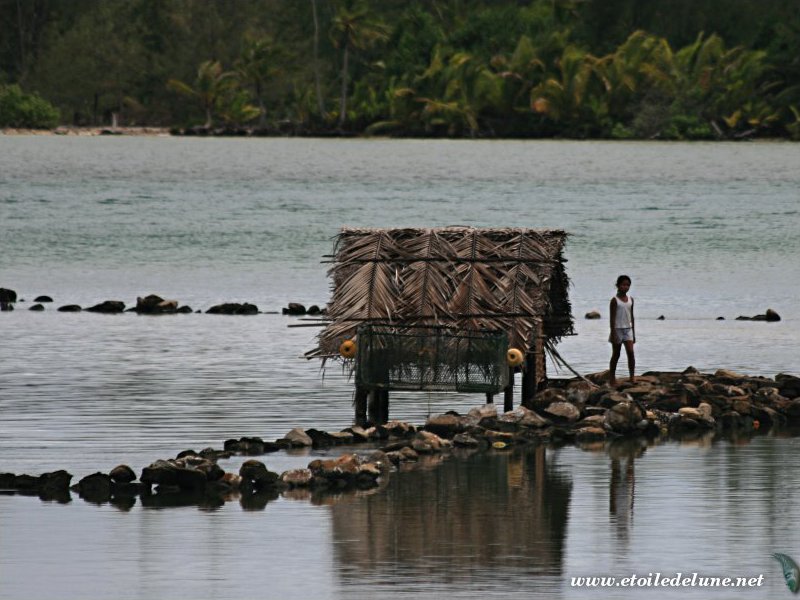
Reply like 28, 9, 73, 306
29, 304, 44, 311
737, 309, 781, 322
467, 404, 497, 421
135, 294, 179, 315
732, 399, 751, 415
544, 401, 581, 422
585, 310, 601, 319
717, 316, 725, 320
452, 433, 481, 447
282, 428, 313, 447
765, 308, 781, 321
39, 470, 73, 494
342, 426, 370, 442
399, 446, 419, 461
74, 472, 112, 501
425, 414, 467, 437
307, 305, 321, 315
175, 467, 207, 491
177, 305, 193, 313
140, 460, 180, 486
109, 465, 136, 483
526, 388, 567, 410
776, 374, 800, 399
411, 430, 448, 453
308, 454, 362, 484
566, 381, 594, 404
384, 421, 415, 438
785, 400, 800, 419
577, 414, 606, 428
281, 468, 314, 487
714, 369, 747, 381
57, 304, 82, 312
34, 295, 53, 302
678, 407, 703, 420
86, 300, 126, 314
305, 429, 341, 448
604, 401, 644, 434
697, 402, 714, 420
657, 315, 665, 320
0, 288, 17, 303
282, 303, 306, 315
240, 460, 280, 490
500, 406, 551, 429
206, 302, 258, 315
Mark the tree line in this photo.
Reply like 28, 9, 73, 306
1, 0, 798, 139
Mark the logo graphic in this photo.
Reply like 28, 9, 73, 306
773, 553, 800, 593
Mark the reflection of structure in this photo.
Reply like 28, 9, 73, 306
329, 446, 572, 586
608, 440, 645, 543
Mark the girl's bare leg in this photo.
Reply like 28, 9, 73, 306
623, 340, 635, 382
609, 343, 622, 386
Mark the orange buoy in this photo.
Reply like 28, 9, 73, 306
339, 339, 356, 359
507, 348, 524, 367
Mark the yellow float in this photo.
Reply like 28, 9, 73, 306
507, 347, 524, 367
339, 339, 357, 358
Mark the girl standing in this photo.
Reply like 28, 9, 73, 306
609, 275, 635, 385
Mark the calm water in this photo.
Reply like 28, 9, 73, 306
1, 137, 799, 599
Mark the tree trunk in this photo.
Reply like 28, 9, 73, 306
339, 45, 349, 129
310, 0, 325, 118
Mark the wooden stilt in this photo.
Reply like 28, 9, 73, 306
378, 389, 389, 424
354, 386, 368, 428
367, 389, 378, 426
504, 367, 514, 413
485, 392, 494, 404
521, 353, 537, 408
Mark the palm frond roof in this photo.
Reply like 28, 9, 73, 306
311, 226, 572, 357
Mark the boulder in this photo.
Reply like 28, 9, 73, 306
86, 300, 125, 314
544, 401, 581, 423
39, 470, 73, 496
57, 304, 82, 312
0, 288, 17, 303
140, 460, 180, 486
499, 406, 551, 429
604, 401, 644, 434
175, 467, 207, 491
566, 381, 594, 404
526, 388, 567, 410
29, 304, 44, 311
282, 428, 313, 447
452, 433, 481, 447
281, 468, 314, 488
411, 430, 449, 453
776, 374, 800, 399
206, 302, 258, 315
239, 460, 280, 490
467, 404, 497, 421
424, 414, 467, 437
34, 295, 53, 303
585, 310, 601, 319
282, 303, 306, 315
135, 295, 179, 315
109, 465, 136, 484
307, 305, 322, 315
74, 472, 112, 501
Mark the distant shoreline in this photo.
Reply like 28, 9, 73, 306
2, 126, 793, 142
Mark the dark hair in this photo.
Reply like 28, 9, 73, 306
616, 274, 631, 287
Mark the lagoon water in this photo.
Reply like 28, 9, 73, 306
1, 137, 799, 599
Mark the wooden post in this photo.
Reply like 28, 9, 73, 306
367, 389, 379, 426
521, 353, 537, 408
354, 386, 368, 428
485, 392, 494, 404
378, 389, 389, 424
504, 367, 514, 413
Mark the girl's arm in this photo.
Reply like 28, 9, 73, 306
609, 298, 618, 343
631, 297, 635, 343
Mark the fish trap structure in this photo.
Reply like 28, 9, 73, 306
355, 324, 509, 393
308, 227, 573, 426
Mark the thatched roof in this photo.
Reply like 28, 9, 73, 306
310, 227, 572, 358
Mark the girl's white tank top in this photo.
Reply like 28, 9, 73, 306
613, 296, 633, 329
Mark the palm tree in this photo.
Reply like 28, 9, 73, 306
329, 0, 387, 128
235, 37, 283, 128
167, 60, 235, 128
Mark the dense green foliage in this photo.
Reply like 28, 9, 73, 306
1, 0, 798, 138
0, 84, 59, 127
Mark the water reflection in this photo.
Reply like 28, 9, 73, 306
608, 439, 645, 544
329, 446, 572, 589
